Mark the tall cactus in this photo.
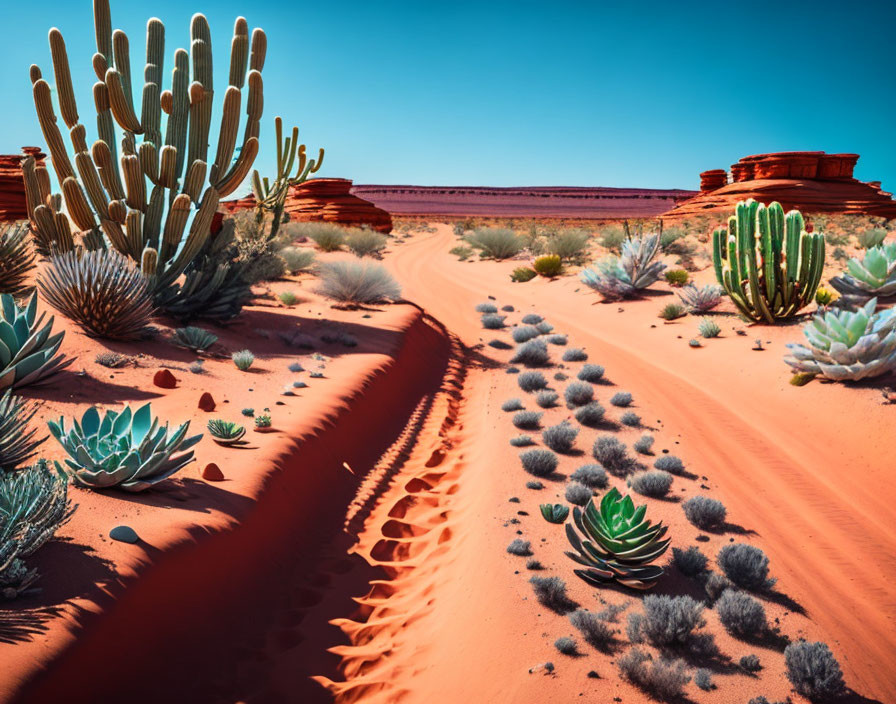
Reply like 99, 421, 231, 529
712, 199, 825, 323
24, 0, 266, 294
251, 116, 324, 241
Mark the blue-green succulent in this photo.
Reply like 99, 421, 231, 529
0, 292, 71, 390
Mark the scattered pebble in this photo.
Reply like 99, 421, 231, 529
110, 525, 139, 543
201, 463, 225, 481
153, 369, 177, 389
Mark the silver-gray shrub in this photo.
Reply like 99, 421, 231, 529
506, 538, 532, 556
620, 411, 640, 427
475, 302, 498, 314
610, 391, 633, 407
562, 348, 588, 362
521, 313, 543, 324
511, 339, 550, 367
628, 469, 673, 497
542, 422, 579, 453
784, 641, 845, 700
627, 594, 706, 647
501, 398, 525, 412
512, 411, 542, 430
517, 371, 548, 392
512, 325, 540, 343
569, 609, 616, 650
481, 314, 506, 329
654, 455, 685, 474
617, 647, 691, 700
519, 449, 558, 477
633, 434, 654, 454
575, 402, 606, 427
509, 435, 535, 447
716, 589, 767, 638
717, 543, 775, 590
564, 381, 594, 407
570, 464, 608, 489
318, 261, 401, 303
577, 364, 604, 382
565, 482, 593, 506
682, 496, 726, 530
535, 390, 559, 408
466, 227, 523, 259
672, 546, 707, 577
592, 435, 635, 475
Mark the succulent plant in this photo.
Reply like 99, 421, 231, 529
815, 285, 838, 306
540, 503, 570, 524
698, 317, 721, 338
254, 414, 272, 428
0, 391, 46, 473
564, 487, 669, 589
232, 349, 255, 371
0, 222, 36, 297
580, 234, 666, 300
0, 460, 74, 598
784, 298, 896, 381
48, 403, 201, 491
677, 283, 723, 312
39, 249, 155, 340
830, 242, 896, 299
712, 200, 824, 323
172, 326, 217, 351
658, 302, 686, 320
0, 292, 72, 390
207, 419, 246, 444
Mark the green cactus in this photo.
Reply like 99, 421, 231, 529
25, 1, 265, 296
712, 199, 825, 323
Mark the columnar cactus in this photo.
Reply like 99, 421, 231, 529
251, 116, 324, 240
24, 0, 266, 294
712, 199, 825, 323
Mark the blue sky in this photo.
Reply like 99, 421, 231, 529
2, 1, 893, 194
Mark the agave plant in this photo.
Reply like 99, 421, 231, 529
784, 298, 896, 381
0, 391, 46, 473
0, 292, 72, 390
207, 419, 246, 445
830, 242, 896, 300
564, 487, 670, 589
0, 222, 36, 297
0, 459, 74, 598
48, 403, 201, 491
540, 503, 570, 524
677, 283, 723, 312
580, 234, 666, 300
172, 326, 218, 352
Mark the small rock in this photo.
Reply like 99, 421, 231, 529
153, 369, 177, 388
198, 392, 216, 411
110, 525, 139, 543
201, 463, 225, 481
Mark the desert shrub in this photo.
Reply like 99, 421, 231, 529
617, 648, 691, 700
511, 325, 540, 343
654, 455, 685, 475
716, 589, 767, 638
547, 334, 567, 346
488, 339, 512, 350
520, 449, 558, 477
704, 573, 733, 601
0, 222, 35, 297
511, 339, 550, 367
232, 349, 255, 371
570, 464, 608, 489
533, 254, 563, 277
627, 594, 705, 647
502, 304, 515, 312
554, 372, 567, 381
535, 390, 559, 408
510, 435, 535, 447
467, 227, 523, 259
562, 348, 587, 362
577, 364, 605, 382
598, 225, 626, 252
529, 575, 573, 612
506, 367, 520, 374
518, 371, 548, 392
535, 321, 554, 334
542, 422, 579, 453
569, 609, 616, 649
525, 480, 544, 490
305, 223, 347, 251
475, 302, 498, 313
279, 246, 316, 274
620, 411, 640, 427
510, 267, 536, 282
318, 261, 401, 303
717, 544, 775, 590
628, 469, 673, 497
278, 291, 299, 306
665, 269, 689, 286
512, 411, 542, 430
694, 669, 713, 691
659, 302, 686, 320
592, 435, 634, 475
507, 538, 532, 556
633, 434, 654, 454
678, 283, 723, 312
698, 317, 721, 338
502, 398, 525, 412
564, 382, 594, 407
345, 229, 387, 257
565, 482, 593, 506
95, 351, 129, 368
682, 496, 727, 530
547, 229, 590, 262
610, 391, 632, 406
784, 641, 845, 700
522, 314, 543, 324
526, 558, 544, 570
672, 546, 708, 577
740, 654, 762, 672
481, 314, 506, 329
451, 245, 474, 260
554, 636, 578, 655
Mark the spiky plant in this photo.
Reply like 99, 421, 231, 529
0, 460, 74, 598
677, 283, 723, 312
232, 349, 255, 371
206, 419, 245, 444
564, 487, 670, 589
541, 503, 570, 524
698, 317, 721, 338
39, 249, 154, 340
48, 403, 201, 492
0, 292, 72, 390
580, 234, 666, 300
830, 242, 896, 300
0, 391, 46, 473
0, 223, 36, 297
172, 326, 217, 351
784, 298, 896, 381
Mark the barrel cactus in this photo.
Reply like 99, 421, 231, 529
564, 487, 669, 589
784, 298, 896, 381
829, 242, 896, 299
48, 403, 202, 492
0, 292, 72, 390
712, 200, 825, 323
581, 234, 666, 300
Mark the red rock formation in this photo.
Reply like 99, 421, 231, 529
0, 147, 45, 222
221, 178, 393, 233
700, 170, 727, 192
664, 151, 896, 219
198, 392, 216, 412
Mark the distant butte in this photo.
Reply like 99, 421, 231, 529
0, 147, 44, 222
663, 151, 896, 219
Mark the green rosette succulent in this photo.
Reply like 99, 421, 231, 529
784, 298, 896, 381
0, 292, 71, 390
540, 503, 570, 524
48, 403, 202, 492
565, 487, 669, 590
830, 242, 896, 299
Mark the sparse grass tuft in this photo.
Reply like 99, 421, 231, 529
569, 609, 616, 650
698, 317, 721, 338
529, 575, 574, 612
467, 227, 523, 259
507, 538, 532, 556
665, 269, 690, 286
659, 302, 687, 320
512, 411, 543, 430
318, 261, 401, 303
633, 434, 654, 454
232, 349, 255, 371
502, 398, 525, 412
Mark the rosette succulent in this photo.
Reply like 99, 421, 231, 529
830, 242, 896, 299
564, 487, 669, 589
540, 503, 570, 524
784, 298, 896, 381
0, 292, 72, 390
48, 403, 201, 491
207, 419, 246, 444
581, 234, 666, 300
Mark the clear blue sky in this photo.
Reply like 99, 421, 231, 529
2, 1, 893, 195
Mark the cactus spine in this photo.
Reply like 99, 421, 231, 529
26, 0, 265, 294
712, 199, 825, 323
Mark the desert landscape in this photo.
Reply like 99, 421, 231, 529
0, 2, 894, 704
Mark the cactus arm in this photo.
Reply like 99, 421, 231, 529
214, 137, 259, 197
32, 79, 75, 182
61, 177, 96, 231
209, 86, 241, 183
93, 0, 113, 67
165, 49, 190, 179
228, 18, 249, 88
712, 227, 726, 287
309, 148, 325, 173
49, 29, 79, 129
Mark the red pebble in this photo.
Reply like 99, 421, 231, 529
201, 463, 224, 481
198, 392, 216, 411
153, 369, 177, 388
